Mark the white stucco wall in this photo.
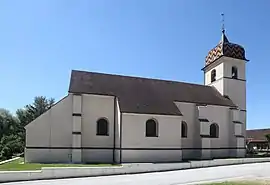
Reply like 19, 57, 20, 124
223, 79, 246, 110
205, 61, 224, 94
223, 57, 247, 156
71, 94, 82, 163
223, 57, 246, 80
200, 121, 211, 136
174, 102, 201, 159
198, 106, 211, 136
121, 113, 182, 163
203, 56, 247, 158
235, 123, 242, 136
73, 95, 82, 114
25, 95, 73, 163
201, 138, 211, 159
81, 94, 115, 163
204, 57, 246, 110
205, 61, 224, 84
241, 111, 247, 138
205, 57, 246, 83
236, 137, 246, 157
198, 105, 232, 158
73, 116, 82, 133
232, 109, 240, 121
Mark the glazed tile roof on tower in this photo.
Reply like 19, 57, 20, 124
205, 31, 248, 68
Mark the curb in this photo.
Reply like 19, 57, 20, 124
1, 158, 270, 183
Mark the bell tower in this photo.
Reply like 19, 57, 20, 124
202, 16, 248, 157
202, 24, 248, 112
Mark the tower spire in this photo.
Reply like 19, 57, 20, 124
220, 13, 228, 43
221, 13, 225, 33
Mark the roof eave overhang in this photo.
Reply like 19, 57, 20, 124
202, 56, 249, 71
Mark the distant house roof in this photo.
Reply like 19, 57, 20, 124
246, 129, 270, 142
68, 70, 236, 115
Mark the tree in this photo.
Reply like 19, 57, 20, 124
16, 96, 55, 144
0, 109, 20, 138
0, 96, 55, 160
16, 96, 55, 128
0, 109, 22, 160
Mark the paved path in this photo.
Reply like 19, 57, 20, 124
3, 162, 270, 185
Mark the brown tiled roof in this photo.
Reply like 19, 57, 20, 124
246, 129, 270, 141
204, 31, 248, 68
68, 70, 236, 115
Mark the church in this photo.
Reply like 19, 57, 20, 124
25, 29, 248, 164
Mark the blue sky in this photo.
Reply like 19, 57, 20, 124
0, 0, 269, 129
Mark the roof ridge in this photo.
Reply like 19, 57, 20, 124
71, 69, 210, 88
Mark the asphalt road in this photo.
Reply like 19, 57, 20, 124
3, 162, 270, 185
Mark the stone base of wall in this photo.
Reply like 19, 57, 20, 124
25, 148, 246, 164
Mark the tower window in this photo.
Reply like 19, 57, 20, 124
146, 119, 158, 137
232, 66, 238, 79
211, 69, 216, 82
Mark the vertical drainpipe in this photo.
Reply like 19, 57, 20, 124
113, 96, 116, 164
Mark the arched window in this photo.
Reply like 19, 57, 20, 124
96, 118, 109, 136
181, 121, 187, 138
210, 123, 219, 138
146, 119, 158, 137
211, 69, 216, 82
232, 66, 238, 79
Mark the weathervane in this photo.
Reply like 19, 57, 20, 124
221, 13, 225, 33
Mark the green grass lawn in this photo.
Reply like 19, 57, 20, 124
0, 158, 118, 171
203, 180, 270, 185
